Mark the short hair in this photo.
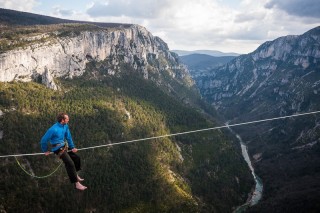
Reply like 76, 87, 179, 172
57, 112, 68, 122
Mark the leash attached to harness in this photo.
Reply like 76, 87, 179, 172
14, 156, 63, 179
15, 141, 69, 179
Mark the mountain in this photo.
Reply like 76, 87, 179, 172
0, 8, 131, 28
0, 8, 253, 212
0, 12, 196, 97
192, 26, 320, 212
172, 49, 240, 57
179, 53, 236, 76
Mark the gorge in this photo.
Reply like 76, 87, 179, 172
189, 26, 320, 212
1, 7, 319, 213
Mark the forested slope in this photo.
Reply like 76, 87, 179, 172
0, 70, 253, 212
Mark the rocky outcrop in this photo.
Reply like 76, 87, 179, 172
0, 25, 190, 88
42, 67, 59, 90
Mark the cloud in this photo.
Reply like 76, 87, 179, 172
53, 6, 75, 17
148, 0, 320, 53
85, 0, 315, 53
265, 0, 320, 18
0, 0, 38, 12
235, 12, 266, 23
2, 0, 319, 54
87, 0, 171, 18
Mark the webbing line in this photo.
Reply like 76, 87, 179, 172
1, 110, 320, 158
14, 156, 63, 178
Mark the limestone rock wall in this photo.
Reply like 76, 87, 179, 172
0, 25, 188, 89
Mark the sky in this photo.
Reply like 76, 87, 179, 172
1, 0, 320, 54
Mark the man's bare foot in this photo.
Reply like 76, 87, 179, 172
75, 182, 87, 190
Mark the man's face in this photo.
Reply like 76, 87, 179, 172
61, 115, 69, 124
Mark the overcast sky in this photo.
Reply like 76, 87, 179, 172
1, 0, 319, 54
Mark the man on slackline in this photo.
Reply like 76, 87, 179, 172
40, 112, 87, 190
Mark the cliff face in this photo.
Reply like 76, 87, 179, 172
191, 26, 320, 212
194, 27, 320, 115
0, 24, 190, 90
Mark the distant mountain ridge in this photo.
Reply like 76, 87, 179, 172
172, 49, 240, 57
179, 54, 236, 76
0, 8, 132, 28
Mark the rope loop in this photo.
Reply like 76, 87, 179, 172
14, 156, 63, 179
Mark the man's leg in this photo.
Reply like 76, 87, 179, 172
60, 151, 78, 183
68, 151, 84, 182
55, 148, 87, 190
68, 151, 81, 171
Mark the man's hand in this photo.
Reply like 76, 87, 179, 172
72, 148, 78, 153
44, 151, 51, 156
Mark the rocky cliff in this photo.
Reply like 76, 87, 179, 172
191, 26, 320, 212
0, 24, 191, 90
195, 26, 320, 115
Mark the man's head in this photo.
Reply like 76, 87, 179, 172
57, 112, 69, 124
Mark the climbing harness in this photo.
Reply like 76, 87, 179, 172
57, 142, 68, 158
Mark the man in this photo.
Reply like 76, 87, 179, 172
40, 112, 87, 190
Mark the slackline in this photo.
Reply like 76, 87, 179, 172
1, 110, 320, 159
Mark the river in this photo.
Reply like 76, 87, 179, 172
227, 125, 263, 212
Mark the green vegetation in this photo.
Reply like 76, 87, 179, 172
0, 70, 252, 212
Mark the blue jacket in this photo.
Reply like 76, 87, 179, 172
40, 122, 75, 152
